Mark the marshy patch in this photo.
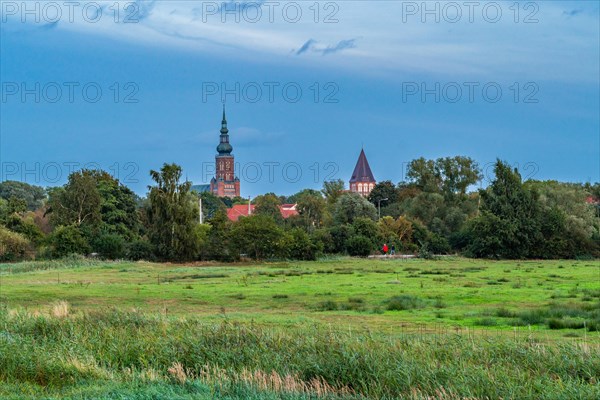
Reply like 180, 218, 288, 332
385, 295, 426, 311
165, 273, 228, 282
460, 266, 487, 273
419, 269, 450, 275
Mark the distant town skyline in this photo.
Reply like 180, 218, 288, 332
1, 1, 598, 197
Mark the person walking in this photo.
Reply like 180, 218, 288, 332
390, 244, 396, 256
382, 243, 388, 256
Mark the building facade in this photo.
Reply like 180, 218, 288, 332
349, 149, 376, 197
210, 107, 240, 197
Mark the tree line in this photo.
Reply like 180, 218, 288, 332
0, 157, 598, 262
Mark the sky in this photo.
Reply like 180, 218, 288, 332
1, 0, 599, 197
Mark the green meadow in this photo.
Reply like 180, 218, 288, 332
0, 257, 599, 399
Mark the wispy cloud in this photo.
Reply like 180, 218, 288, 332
322, 38, 358, 55
295, 38, 359, 56
563, 9, 583, 17
134, 0, 157, 21
296, 39, 317, 55
2, 0, 598, 83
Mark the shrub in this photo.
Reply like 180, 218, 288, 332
287, 228, 318, 260
49, 225, 90, 258
316, 300, 338, 311
0, 225, 30, 261
547, 318, 586, 330
126, 239, 155, 261
386, 295, 426, 311
345, 234, 374, 257
229, 215, 284, 260
94, 233, 125, 259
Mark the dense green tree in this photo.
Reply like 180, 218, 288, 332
328, 224, 355, 254
351, 217, 379, 241
378, 216, 413, 245
93, 233, 126, 259
0, 181, 46, 211
296, 191, 327, 230
285, 228, 319, 260
406, 156, 481, 197
333, 193, 377, 225
436, 156, 482, 197
126, 239, 156, 261
47, 171, 101, 227
147, 164, 201, 261
229, 214, 284, 259
368, 181, 398, 208
254, 193, 283, 223
466, 160, 542, 258
345, 235, 374, 257
197, 192, 227, 220
407, 158, 440, 193
203, 209, 233, 261
94, 171, 141, 240
322, 179, 345, 205
50, 225, 91, 257
286, 189, 322, 204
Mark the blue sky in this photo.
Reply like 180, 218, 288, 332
1, 0, 598, 197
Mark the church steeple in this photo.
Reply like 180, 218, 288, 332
221, 104, 228, 134
349, 148, 376, 197
217, 104, 233, 155
210, 105, 240, 198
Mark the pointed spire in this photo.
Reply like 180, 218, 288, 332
349, 149, 376, 183
220, 102, 229, 134
217, 104, 233, 155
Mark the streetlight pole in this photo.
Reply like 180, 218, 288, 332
378, 198, 388, 220
199, 197, 203, 224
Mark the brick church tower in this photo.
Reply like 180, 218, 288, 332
210, 106, 240, 197
349, 148, 376, 197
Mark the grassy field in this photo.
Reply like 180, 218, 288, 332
0, 257, 599, 399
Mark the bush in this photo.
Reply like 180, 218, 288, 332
229, 215, 284, 260
49, 225, 91, 258
316, 300, 338, 311
126, 239, 155, 261
345, 234, 374, 257
94, 233, 125, 259
0, 225, 30, 261
386, 295, 426, 311
426, 232, 451, 254
287, 228, 318, 260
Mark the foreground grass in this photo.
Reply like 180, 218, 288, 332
0, 309, 599, 399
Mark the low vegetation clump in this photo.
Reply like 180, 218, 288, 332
385, 295, 427, 311
0, 309, 598, 399
491, 302, 600, 332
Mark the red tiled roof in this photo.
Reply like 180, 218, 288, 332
279, 204, 299, 219
227, 204, 255, 222
586, 196, 600, 205
226, 204, 299, 221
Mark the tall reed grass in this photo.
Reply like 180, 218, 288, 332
0, 307, 598, 399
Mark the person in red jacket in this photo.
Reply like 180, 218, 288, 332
382, 243, 389, 256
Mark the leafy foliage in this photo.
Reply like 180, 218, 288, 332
147, 164, 201, 261
229, 215, 284, 259
333, 193, 377, 225
49, 225, 91, 258
0, 181, 46, 210
0, 225, 30, 261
